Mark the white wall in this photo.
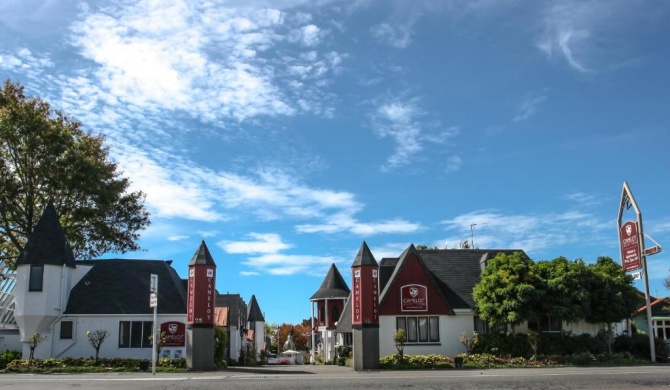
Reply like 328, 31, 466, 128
28, 314, 188, 360
379, 312, 475, 358
15, 264, 65, 342
0, 329, 21, 353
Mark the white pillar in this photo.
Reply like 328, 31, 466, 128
310, 301, 315, 364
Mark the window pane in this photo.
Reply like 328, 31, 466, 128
131, 321, 143, 348
143, 321, 153, 348
119, 322, 130, 348
418, 317, 428, 342
396, 317, 407, 332
429, 317, 439, 342
665, 327, 670, 340
331, 305, 339, 324
29, 265, 44, 292
407, 317, 418, 342
60, 321, 73, 339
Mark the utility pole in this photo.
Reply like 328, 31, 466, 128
470, 222, 488, 249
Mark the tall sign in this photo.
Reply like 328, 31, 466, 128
351, 241, 380, 371
617, 182, 656, 362
187, 266, 216, 325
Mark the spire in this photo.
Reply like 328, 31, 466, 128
310, 263, 350, 300
16, 202, 76, 268
352, 241, 378, 267
188, 241, 216, 266
247, 294, 265, 322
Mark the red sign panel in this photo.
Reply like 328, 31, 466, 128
620, 221, 642, 272
160, 321, 185, 346
401, 284, 428, 312
187, 266, 216, 325
351, 267, 379, 325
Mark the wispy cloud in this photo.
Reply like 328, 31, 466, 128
514, 91, 548, 122
440, 208, 611, 256
370, 23, 413, 48
296, 215, 422, 235
242, 253, 342, 277
219, 233, 293, 254
370, 96, 459, 172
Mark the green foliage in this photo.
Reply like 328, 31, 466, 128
336, 345, 352, 365
3, 357, 186, 373
0, 79, 150, 266
471, 332, 534, 358
214, 326, 228, 368
0, 350, 21, 369
473, 252, 539, 327
380, 354, 454, 369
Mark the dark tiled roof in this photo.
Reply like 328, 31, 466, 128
310, 263, 350, 300
352, 241, 378, 267
417, 248, 527, 309
16, 203, 76, 268
64, 259, 187, 315
247, 294, 265, 322
215, 293, 247, 328
335, 294, 352, 333
189, 241, 216, 266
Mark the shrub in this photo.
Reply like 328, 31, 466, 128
0, 350, 21, 369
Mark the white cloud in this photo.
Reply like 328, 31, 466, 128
370, 23, 413, 48
297, 215, 422, 236
440, 209, 611, 255
300, 24, 323, 46
445, 156, 462, 173
370, 96, 458, 171
242, 253, 342, 276
514, 92, 548, 122
167, 235, 189, 241
219, 233, 293, 254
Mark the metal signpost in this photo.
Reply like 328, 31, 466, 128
150, 274, 158, 375
618, 182, 663, 362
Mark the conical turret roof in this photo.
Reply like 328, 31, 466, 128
352, 241, 378, 267
310, 263, 350, 300
247, 294, 265, 322
16, 202, 76, 268
189, 241, 216, 266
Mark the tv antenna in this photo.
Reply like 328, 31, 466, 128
470, 222, 488, 249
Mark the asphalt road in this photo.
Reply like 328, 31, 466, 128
2, 365, 670, 390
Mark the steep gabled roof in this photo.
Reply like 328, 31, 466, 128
380, 247, 528, 310
247, 294, 265, 322
16, 203, 76, 268
379, 244, 452, 309
65, 259, 187, 314
310, 263, 350, 300
189, 241, 216, 266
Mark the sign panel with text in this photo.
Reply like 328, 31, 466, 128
400, 284, 428, 312
620, 221, 642, 272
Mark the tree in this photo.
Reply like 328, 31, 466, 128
27, 332, 46, 364
87, 329, 109, 363
473, 252, 539, 328
0, 80, 150, 267
583, 256, 638, 355
148, 329, 167, 358
393, 328, 406, 362
531, 257, 590, 330
276, 321, 311, 353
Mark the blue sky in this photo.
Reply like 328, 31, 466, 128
2, 0, 669, 325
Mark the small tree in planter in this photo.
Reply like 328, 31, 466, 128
393, 329, 407, 362
27, 332, 46, 365
148, 329, 167, 357
87, 330, 109, 364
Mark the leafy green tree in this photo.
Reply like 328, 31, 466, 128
532, 257, 590, 329
583, 256, 638, 355
0, 80, 150, 267
393, 328, 406, 361
473, 252, 539, 328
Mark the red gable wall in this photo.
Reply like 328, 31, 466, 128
379, 252, 451, 316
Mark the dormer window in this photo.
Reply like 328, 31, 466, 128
29, 265, 44, 292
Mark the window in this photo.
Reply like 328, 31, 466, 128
119, 321, 153, 348
655, 320, 670, 340
29, 265, 43, 292
528, 315, 562, 333
60, 321, 73, 339
319, 304, 325, 322
331, 305, 340, 323
396, 316, 440, 343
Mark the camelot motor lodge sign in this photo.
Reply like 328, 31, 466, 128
620, 221, 642, 272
